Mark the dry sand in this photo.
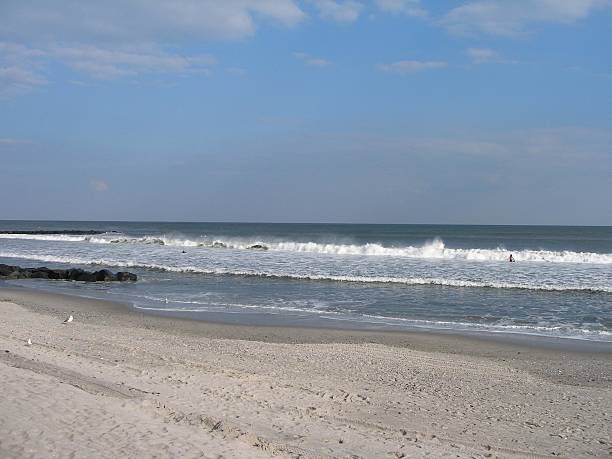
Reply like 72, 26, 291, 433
0, 286, 610, 458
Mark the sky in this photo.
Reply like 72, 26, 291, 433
0, 0, 611, 225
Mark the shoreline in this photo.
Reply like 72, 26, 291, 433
1, 283, 611, 389
1, 282, 610, 355
1, 284, 611, 457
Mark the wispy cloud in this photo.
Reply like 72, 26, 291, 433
379, 60, 446, 75
294, 52, 330, 67
0, 43, 48, 97
313, 0, 363, 23
0, 137, 34, 146
226, 67, 247, 76
50, 45, 216, 80
0, 66, 47, 98
442, 0, 612, 36
375, 0, 427, 18
0, 42, 216, 95
466, 47, 498, 64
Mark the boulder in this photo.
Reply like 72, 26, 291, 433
27, 267, 61, 280
94, 269, 114, 282
26, 269, 50, 279
8, 270, 29, 279
49, 269, 67, 280
0, 264, 18, 277
248, 244, 268, 250
66, 268, 86, 281
76, 272, 97, 282
114, 272, 137, 282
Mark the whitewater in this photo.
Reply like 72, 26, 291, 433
1, 233, 611, 264
1, 222, 611, 341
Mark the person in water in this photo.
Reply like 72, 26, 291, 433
509, 254, 515, 262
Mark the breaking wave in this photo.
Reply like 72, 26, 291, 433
1, 251, 610, 293
1, 232, 611, 264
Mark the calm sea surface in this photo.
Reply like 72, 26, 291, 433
1, 221, 611, 341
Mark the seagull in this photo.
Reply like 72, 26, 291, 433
63, 315, 74, 324
26, 338, 32, 346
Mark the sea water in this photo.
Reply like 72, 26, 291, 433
0, 221, 610, 341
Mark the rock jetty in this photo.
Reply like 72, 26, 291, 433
0, 230, 113, 235
0, 264, 137, 282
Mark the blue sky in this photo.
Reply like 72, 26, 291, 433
1, 0, 611, 224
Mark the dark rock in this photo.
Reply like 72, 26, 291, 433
114, 272, 137, 282
248, 244, 268, 250
94, 269, 114, 282
66, 268, 85, 281
0, 263, 137, 283
49, 269, 67, 280
38, 267, 65, 280
77, 272, 97, 282
0, 230, 106, 235
0, 264, 18, 276
27, 269, 50, 279
33, 267, 54, 278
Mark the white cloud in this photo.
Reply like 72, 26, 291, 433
0, 42, 216, 92
0, 0, 306, 42
0, 44, 46, 97
442, 0, 612, 36
294, 52, 330, 67
0, 138, 34, 145
0, 66, 47, 98
226, 67, 247, 76
313, 0, 363, 23
91, 179, 109, 192
0, 2, 306, 96
336, 127, 612, 163
379, 60, 446, 74
50, 45, 216, 80
466, 47, 498, 64
375, 0, 427, 17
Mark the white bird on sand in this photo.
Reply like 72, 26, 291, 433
63, 315, 74, 324
26, 338, 32, 346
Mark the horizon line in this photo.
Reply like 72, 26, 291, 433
0, 219, 610, 228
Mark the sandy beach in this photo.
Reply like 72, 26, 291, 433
0, 286, 610, 459
3, 0, 611, 456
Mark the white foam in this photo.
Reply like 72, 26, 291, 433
2, 233, 610, 264
357, 314, 612, 341
133, 301, 342, 316
266, 239, 612, 264
0, 233, 94, 243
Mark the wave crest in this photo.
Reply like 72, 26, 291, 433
1, 233, 611, 264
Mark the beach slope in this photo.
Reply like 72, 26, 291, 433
0, 287, 610, 458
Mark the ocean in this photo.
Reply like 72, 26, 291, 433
1, 221, 610, 341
